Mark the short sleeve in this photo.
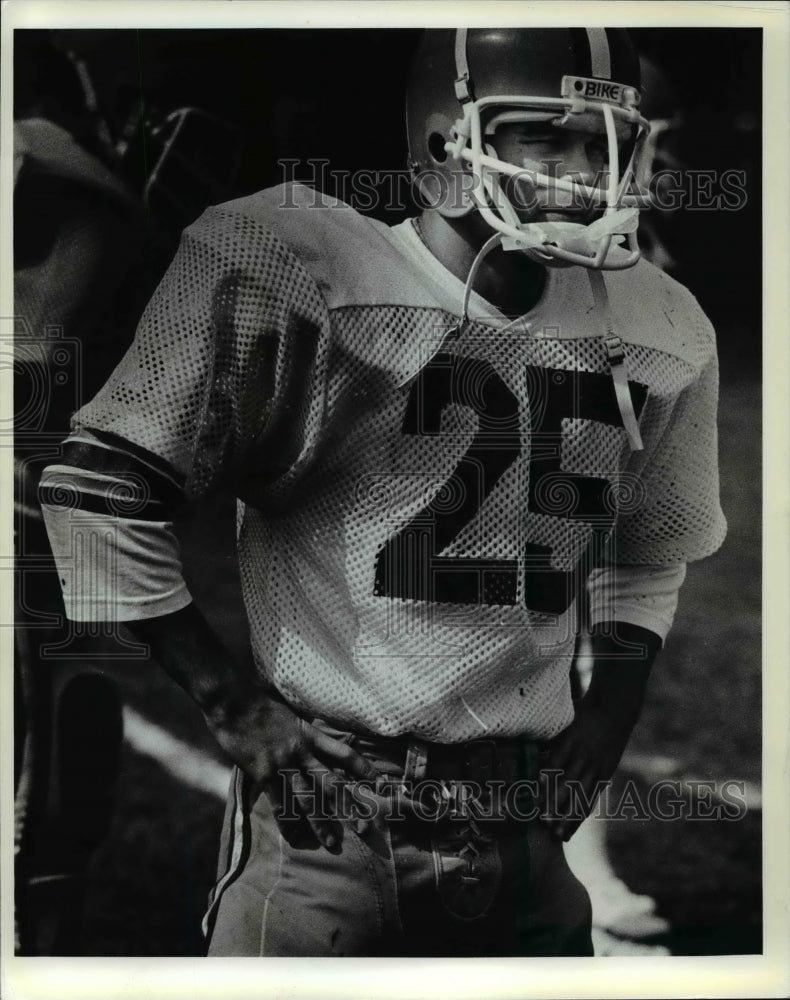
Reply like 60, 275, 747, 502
72, 204, 332, 502
40, 203, 332, 621
611, 337, 727, 565
587, 563, 687, 643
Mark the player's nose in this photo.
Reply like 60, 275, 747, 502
560, 136, 603, 185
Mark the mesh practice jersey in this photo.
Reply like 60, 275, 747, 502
41, 183, 726, 742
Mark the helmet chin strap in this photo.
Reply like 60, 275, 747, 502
457, 232, 506, 328
397, 229, 503, 389
477, 162, 640, 269
587, 268, 644, 451
478, 160, 554, 266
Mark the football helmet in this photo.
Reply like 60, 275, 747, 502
406, 29, 652, 269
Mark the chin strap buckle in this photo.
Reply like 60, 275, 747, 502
604, 335, 626, 366
589, 271, 644, 452
454, 74, 473, 103
604, 333, 644, 452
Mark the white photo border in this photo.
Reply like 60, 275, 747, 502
1, 2, 787, 998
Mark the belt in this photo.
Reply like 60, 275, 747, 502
348, 734, 540, 786
349, 732, 544, 827
306, 717, 545, 824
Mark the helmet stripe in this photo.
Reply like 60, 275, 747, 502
585, 28, 612, 79
454, 28, 473, 102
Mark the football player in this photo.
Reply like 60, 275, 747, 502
39, 28, 726, 956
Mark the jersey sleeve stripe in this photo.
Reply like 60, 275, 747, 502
58, 440, 185, 508
39, 482, 173, 521
39, 465, 180, 521
71, 428, 186, 490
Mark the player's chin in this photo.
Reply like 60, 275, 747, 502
499, 203, 596, 229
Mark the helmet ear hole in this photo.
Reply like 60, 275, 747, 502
428, 132, 449, 163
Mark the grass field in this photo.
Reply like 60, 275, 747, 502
45, 363, 762, 958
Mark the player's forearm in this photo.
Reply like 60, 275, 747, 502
124, 603, 259, 718
584, 621, 662, 733
538, 621, 661, 840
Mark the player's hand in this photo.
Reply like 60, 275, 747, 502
537, 695, 638, 842
123, 605, 382, 851
204, 685, 381, 851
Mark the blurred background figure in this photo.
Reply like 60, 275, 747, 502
14, 33, 147, 955
13, 30, 242, 954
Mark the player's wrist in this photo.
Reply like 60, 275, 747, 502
197, 668, 274, 728
582, 622, 660, 731
577, 689, 642, 743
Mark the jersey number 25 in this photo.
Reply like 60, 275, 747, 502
373, 354, 647, 615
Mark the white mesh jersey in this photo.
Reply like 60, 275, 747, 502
44, 183, 726, 741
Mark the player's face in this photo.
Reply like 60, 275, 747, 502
490, 121, 616, 223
